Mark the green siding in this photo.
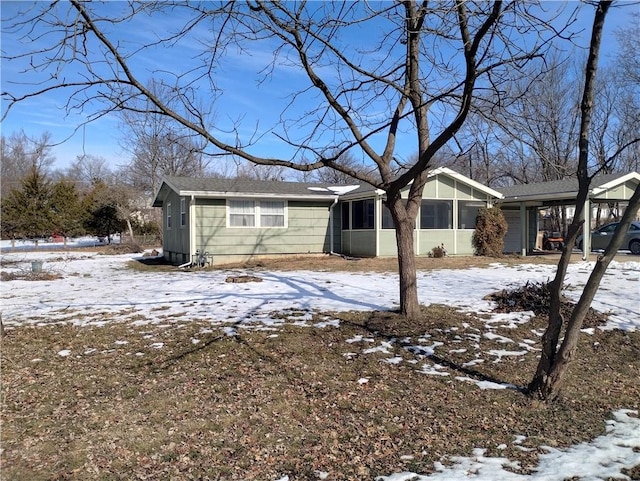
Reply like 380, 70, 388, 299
457, 182, 473, 199
423, 177, 438, 197
419, 230, 456, 255
438, 175, 456, 197
378, 230, 398, 256
161, 191, 191, 264
342, 230, 377, 257
194, 199, 333, 259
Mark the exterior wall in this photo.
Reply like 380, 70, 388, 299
340, 173, 495, 257
418, 230, 457, 256
341, 230, 377, 257
161, 190, 191, 265
193, 198, 334, 264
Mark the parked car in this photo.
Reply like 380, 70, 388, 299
576, 221, 640, 254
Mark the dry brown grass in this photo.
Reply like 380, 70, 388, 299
2, 302, 639, 480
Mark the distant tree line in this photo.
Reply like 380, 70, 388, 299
0, 132, 160, 241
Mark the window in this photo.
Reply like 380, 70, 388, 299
341, 202, 350, 230
166, 202, 172, 229
260, 201, 285, 227
229, 200, 256, 227
228, 200, 286, 228
352, 199, 375, 229
180, 198, 186, 227
382, 204, 395, 229
458, 201, 485, 229
420, 200, 452, 229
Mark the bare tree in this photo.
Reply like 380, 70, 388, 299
2, 1, 575, 319
66, 154, 114, 189
312, 151, 365, 185
119, 81, 209, 196
1, 130, 56, 196
528, 0, 640, 402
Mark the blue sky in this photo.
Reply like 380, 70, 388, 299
1, 1, 637, 174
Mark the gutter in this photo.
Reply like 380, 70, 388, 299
329, 196, 338, 255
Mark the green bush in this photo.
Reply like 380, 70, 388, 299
472, 206, 508, 257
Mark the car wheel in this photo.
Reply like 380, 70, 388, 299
544, 241, 553, 251
630, 240, 640, 255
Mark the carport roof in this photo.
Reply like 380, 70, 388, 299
498, 172, 640, 204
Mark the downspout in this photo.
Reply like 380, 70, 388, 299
329, 196, 338, 255
190, 195, 196, 263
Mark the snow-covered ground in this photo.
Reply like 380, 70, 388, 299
1, 249, 639, 480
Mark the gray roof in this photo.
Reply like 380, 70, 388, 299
165, 176, 338, 196
497, 174, 632, 201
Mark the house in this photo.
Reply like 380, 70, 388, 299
152, 167, 504, 265
497, 171, 640, 257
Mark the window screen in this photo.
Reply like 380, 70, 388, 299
420, 200, 452, 229
352, 199, 375, 229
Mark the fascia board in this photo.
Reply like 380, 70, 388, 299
178, 190, 337, 202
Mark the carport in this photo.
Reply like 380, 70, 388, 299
497, 172, 640, 258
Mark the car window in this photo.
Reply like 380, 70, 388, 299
630, 224, 640, 231
600, 224, 618, 233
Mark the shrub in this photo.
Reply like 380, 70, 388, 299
472, 206, 508, 257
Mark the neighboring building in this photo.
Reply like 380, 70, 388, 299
497, 172, 640, 256
152, 167, 504, 265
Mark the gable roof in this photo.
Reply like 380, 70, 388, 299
498, 172, 640, 203
339, 166, 504, 200
152, 176, 346, 207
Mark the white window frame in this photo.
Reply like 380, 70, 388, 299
227, 199, 288, 228
180, 198, 186, 227
166, 202, 172, 229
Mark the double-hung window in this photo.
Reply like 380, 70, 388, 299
228, 200, 286, 228
180, 198, 186, 227
166, 202, 172, 229
229, 200, 256, 227
260, 201, 285, 227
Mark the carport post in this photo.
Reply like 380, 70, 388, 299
582, 197, 590, 260
520, 203, 527, 256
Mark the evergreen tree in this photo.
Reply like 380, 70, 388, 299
50, 180, 86, 237
0, 168, 53, 238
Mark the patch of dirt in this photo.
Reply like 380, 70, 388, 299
225, 275, 263, 283
0, 270, 62, 282
216, 253, 584, 273
485, 281, 609, 328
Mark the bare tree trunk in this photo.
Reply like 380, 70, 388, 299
396, 217, 420, 320
529, 0, 613, 401
531, 185, 640, 400
387, 190, 421, 321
